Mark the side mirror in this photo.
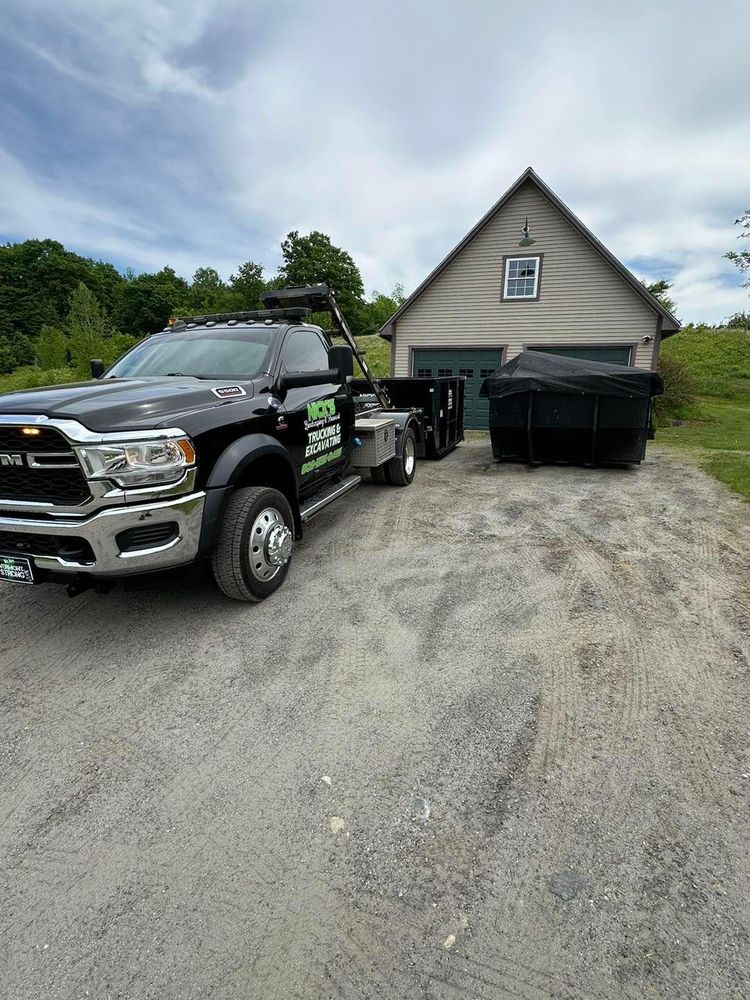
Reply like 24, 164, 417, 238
278, 368, 339, 392
328, 345, 353, 381
90, 359, 105, 379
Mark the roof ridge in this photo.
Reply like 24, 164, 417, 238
379, 168, 680, 338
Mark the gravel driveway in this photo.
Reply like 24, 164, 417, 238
1, 441, 749, 999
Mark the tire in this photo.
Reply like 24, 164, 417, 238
211, 486, 295, 602
385, 427, 417, 487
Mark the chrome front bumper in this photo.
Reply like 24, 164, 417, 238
0, 492, 206, 576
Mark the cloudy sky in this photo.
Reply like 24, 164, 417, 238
1, 0, 748, 322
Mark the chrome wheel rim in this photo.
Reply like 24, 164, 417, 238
248, 507, 292, 581
404, 437, 416, 476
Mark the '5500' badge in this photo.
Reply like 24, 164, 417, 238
212, 386, 246, 399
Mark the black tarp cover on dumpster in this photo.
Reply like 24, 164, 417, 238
479, 350, 664, 400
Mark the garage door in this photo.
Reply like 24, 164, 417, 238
413, 349, 503, 429
528, 346, 632, 365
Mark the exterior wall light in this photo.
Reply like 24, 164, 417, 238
518, 217, 536, 247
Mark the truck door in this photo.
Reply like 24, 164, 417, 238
279, 328, 352, 492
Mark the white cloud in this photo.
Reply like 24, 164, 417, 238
0, 150, 243, 278
1, 0, 748, 322
0, 150, 149, 243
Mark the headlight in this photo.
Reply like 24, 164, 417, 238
77, 437, 196, 487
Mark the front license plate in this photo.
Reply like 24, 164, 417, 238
0, 554, 35, 585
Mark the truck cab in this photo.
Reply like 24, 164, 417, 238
0, 290, 422, 602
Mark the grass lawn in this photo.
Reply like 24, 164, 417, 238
332, 334, 391, 379
657, 382, 750, 500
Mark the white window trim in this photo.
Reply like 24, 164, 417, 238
503, 255, 541, 299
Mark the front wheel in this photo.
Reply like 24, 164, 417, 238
385, 426, 417, 487
211, 486, 294, 602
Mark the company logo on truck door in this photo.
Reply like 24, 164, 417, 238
306, 398, 336, 421
302, 397, 341, 475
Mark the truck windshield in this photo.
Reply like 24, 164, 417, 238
106, 328, 276, 380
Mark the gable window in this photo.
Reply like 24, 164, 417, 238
503, 255, 541, 300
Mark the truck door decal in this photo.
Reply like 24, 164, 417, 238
301, 397, 342, 475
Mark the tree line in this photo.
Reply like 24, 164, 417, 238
0, 231, 405, 375
2, 209, 748, 383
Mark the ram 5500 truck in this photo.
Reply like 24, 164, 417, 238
0, 285, 445, 602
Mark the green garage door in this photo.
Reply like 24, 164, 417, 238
528, 346, 632, 365
413, 349, 503, 429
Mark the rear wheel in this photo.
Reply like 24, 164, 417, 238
385, 427, 417, 487
211, 486, 294, 602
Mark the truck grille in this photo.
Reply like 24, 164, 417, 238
0, 427, 90, 505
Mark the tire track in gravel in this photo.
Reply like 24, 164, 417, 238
555, 526, 650, 729
438, 952, 612, 1000
560, 537, 654, 833
535, 517, 647, 803
534, 614, 578, 777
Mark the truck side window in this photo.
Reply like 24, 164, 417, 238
282, 330, 329, 372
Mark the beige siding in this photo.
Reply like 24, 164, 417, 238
393, 181, 659, 375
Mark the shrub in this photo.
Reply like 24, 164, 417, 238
722, 312, 750, 331
36, 325, 69, 369
653, 355, 698, 423
68, 282, 115, 377
0, 366, 77, 395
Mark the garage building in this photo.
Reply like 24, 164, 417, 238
379, 167, 680, 428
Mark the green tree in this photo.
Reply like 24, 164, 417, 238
0, 331, 35, 374
642, 278, 676, 314
190, 267, 228, 313
89, 259, 126, 319
279, 230, 364, 298
118, 267, 190, 336
278, 230, 365, 331
0, 239, 125, 340
68, 283, 113, 377
36, 325, 68, 368
725, 210, 750, 290
229, 261, 266, 309
360, 285, 407, 335
723, 311, 750, 331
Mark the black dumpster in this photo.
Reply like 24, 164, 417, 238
379, 377, 465, 459
479, 351, 663, 466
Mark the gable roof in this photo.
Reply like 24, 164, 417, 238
379, 166, 680, 338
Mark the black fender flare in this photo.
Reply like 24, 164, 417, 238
199, 434, 300, 556
388, 411, 423, 449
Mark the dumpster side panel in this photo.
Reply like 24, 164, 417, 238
488, 393, 530, 461
488, 390, 652, 465
597, 397, 651, 462
378, 377, 465, 459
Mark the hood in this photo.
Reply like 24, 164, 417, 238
0, 377, 257, 433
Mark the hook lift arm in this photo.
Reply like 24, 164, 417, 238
262, 284, 392, 410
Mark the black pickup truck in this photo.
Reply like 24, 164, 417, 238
0, 285, 457, 602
